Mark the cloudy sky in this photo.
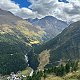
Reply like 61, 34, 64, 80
0, 0, 80, 22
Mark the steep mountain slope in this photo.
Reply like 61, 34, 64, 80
0, 9, 45, 75
37, 21, 80, 67
49, 21, 80, 65
27, 16, 68, 40
0, 9, 22, 25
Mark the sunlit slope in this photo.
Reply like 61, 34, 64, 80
0, 9, 45, 75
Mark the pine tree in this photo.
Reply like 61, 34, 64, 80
53, 66, 57, 74
65, 62, 70, 73
73, 61, 79, 71
60, 64, 65, 76
43, 73, 47, 79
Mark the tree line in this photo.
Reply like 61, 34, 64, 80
25, 60, 79, 80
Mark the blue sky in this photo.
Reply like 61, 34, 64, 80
11, 0, 69, 8
58, 0, 69, 3
11, 0, 31, 8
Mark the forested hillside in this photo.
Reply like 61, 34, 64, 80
35, 21, 80, 67
0, 9, 45, 75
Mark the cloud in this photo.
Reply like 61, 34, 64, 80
28, 0, 80, 22
0, 0, 80, 22
0, 0, 19, 11
0, 0, 37, 19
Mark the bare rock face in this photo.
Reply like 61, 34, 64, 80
27, 16, 68, 40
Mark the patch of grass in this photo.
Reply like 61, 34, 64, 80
38, 50, 50, 70
41, 75, 64, 80
18, 67, 32, 76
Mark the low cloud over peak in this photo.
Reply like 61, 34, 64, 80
0, 0, 80, 22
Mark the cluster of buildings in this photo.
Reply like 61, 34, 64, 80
7, 72, 26, 80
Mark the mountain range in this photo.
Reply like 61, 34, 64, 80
27, 16, 68, 41
0, 8, 80, 76
37, 21, 80, 68
0, 9, 45, 75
